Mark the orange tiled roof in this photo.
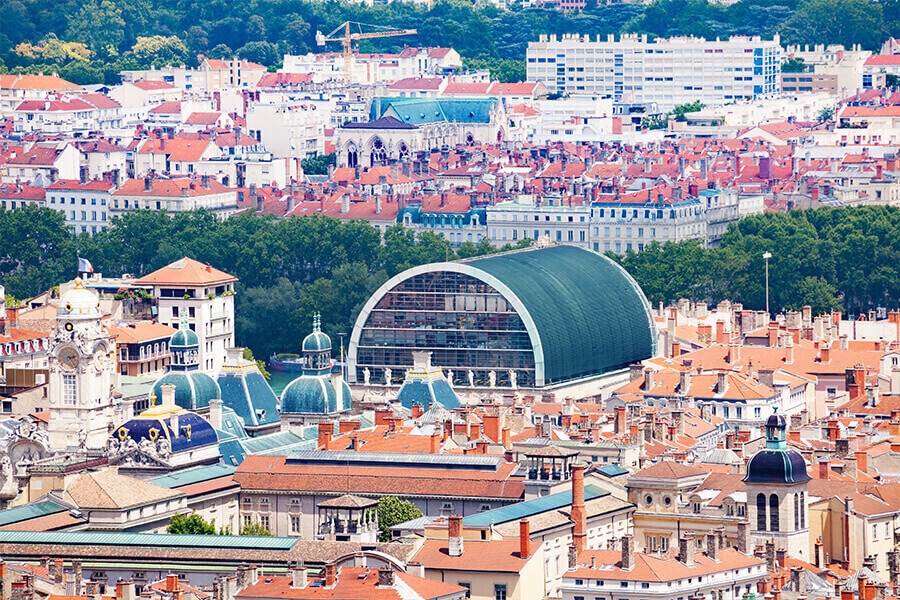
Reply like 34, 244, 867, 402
134, 257, 237, 286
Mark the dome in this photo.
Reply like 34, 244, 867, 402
152, 371, 220, 411
171, 327, 199, 348
281, 375, 350, 414
109, 411, 218, 455
58, 278, 101, 319
743, 408, 810, 484
302, 331, 331, 352
744, 449, 811, 484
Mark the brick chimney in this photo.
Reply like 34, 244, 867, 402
483, 414, 500, 442
707, 531, 719, 561
679, 534, 695, 566
819, 459, 830, 480
716, 320, 726, 344
501, 427, 511, 449
318, 421, 334, 450
737, 521, 750, 554
324, 563, 336, 588
448, 515, 464, 557
430, 431, 440, 454
520, 519, 531, 559
621, 534, 635, 569
615, 406, 626, 434
571, 463, 586, 555
856, 450, 868, 474
377, 567, 395, 587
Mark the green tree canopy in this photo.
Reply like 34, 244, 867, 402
240, 522, 274, 536
377, 496, 423, 542
167, 513, 217, 534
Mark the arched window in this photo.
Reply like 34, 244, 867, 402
757, 493, 767, 531
794, 493, 800, 530
800, 492, 806, 528
770, 494, 780, 532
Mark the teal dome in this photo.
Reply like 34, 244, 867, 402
171, 328, 199, 348
302, 330, 331, 352
281, 374, 350, 414
153, 371, 220, 411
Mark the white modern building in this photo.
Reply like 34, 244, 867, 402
527, 33, 782, 111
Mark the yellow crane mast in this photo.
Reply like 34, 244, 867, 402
316, 22, 418, 87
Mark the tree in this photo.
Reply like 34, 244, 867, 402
131, 35, 188, 65
817, 106, 835, 122
206, 44, 233, 60
65, 0, 125, 53
671, 100, 704, 122
167, 513, 217, 534
887, 73, 900, 88
237, 41, 279, 66
243, 346, 270, 379
781, 57, 807, 72
240, 522, 273, 536
284, 19, 311, 55
301, 153, 336, 175
377, 496, 422, 542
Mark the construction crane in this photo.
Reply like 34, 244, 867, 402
316, 21, 417, 87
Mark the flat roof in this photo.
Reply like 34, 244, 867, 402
463, 483, 609, 527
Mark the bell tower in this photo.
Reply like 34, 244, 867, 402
47, 278, 116, 450
743, 409, 811, 559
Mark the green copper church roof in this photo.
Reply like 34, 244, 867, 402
370, 97, 495, 125
152, 371, 220, 411
466, 245, 656, 384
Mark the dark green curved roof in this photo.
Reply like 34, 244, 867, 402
281, 375, 349, 414
171, 328, 199, 348
302, 331, 331, 352
467, 245, 655, 384
152, 371, 220, 411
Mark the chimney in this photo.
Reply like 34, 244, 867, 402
448, 515, 464, 556
291, 562, 307, 588
737, 521, 750, 554
73, 560, 83, 597
378, 567, 395, 587
483, 414, 500, 442
835, 438, 850, 458
615, 405, 626, 433
520, 519, 531, 559
672, 409, 684, 435
818, 459, 830, 480
341, 194, 350, 215
324, 563, 336, 588
815, 538, 825, 568
406, 562, 424, 578
501, 427, 511, 449
568, 544, 578, 570
144, 176, 152, 191
0, 561, 10, 600
621, 534, 635, 569
161, 383, 176, 406
54, 559, 64, 586
430, 431, 440, 454
318, 421, 334, 450
716, 320, 726, 344
821, 345, 831, 363
643, 368, 655, 391
679, 534, 695, 566
856, 450, 868, 474
116, 580, 137, 600
571, 463, 586, 555
717, 371, 728, 394
707, 532, 719, 561
209, 398, 223, 431
766, 540, 776, 572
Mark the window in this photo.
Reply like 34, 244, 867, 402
757, 493, 767, 531
291, 515, 301, 534
495, 584, 507, 600
460, 583, 471, 598
770, 494, 779, 532
260, 515, 270, 531
442, 502, 454, 511
63, 374, 77, 405
642, 583, 650, 589
243, 514, 252, 526
480, 504, 491, 512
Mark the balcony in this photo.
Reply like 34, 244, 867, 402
120, 351, 171, 363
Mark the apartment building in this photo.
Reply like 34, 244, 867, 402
45, 179, 114, 234
527, 34, 781, 111
487, 197, 592, 248
590, 189, 707, 254
133, 257, 238, 373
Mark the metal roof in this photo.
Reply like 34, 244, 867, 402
0, 531, 297, 550
0, 501, 65, 526
466, 245, 656, 384
597, 464, 629, 477
149, 464, 237, 488
463, 484, 610, 527
286, 450, 504, 470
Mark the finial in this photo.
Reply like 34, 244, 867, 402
74, 277, 84, 288
149, 389, 157, 406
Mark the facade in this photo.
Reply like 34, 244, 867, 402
233, 452, 524, 539
590, 191, 707, 253
47, 278, 117, 450
526, 34, 781, 110
561, 538, 768, 600
45, 179, 114, 234
109, 321, 176, 377
349, 245, 656, 389
487, 200, 592, 248
134, 258, 238, 373
111, 178, 239, 219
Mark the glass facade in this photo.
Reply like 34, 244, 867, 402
354, 271, 536, 387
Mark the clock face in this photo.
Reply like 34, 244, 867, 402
59, 347, 80, 370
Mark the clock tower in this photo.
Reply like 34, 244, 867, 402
47, 278, 116, 450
